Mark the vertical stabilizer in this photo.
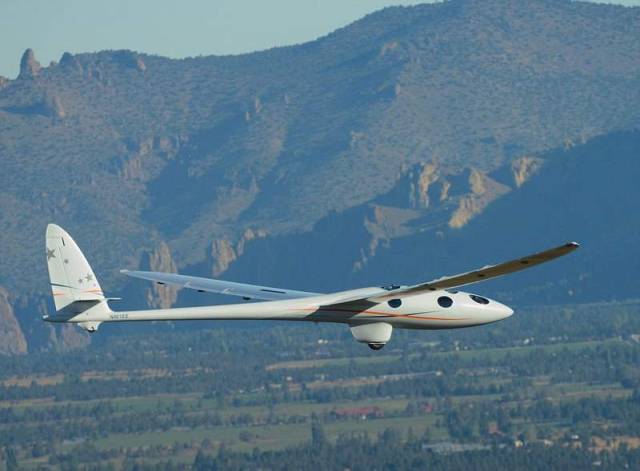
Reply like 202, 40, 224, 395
46, 224, 105, 311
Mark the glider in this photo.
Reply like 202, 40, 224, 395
43, 224, 579, 350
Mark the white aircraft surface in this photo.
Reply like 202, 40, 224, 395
43, 224, 579, 350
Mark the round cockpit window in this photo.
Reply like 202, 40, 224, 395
437, 296, 453, 308
388, 299, 402, 308
470, 294, 490, 305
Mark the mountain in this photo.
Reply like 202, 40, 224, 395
0, 0, 639, 353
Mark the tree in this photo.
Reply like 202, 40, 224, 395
193, 449, 209, 470
311, 413, 327, 447
4, 447, 18, 471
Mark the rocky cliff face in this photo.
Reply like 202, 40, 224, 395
18, 48, 41, 79
511, 157, 544, 188
448, 170, 511, 229
223, 131, 640, 306
0, 288, 28, 355
0, 0, 639, 353
143, 242, 179, 309
209, 228, 267, 276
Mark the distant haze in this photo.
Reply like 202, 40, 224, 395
1, 0, 639, 78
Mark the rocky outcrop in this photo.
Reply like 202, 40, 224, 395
449, 170, 511, 229
355, 163, 517, 270
18, 49, 41, 79
355, 205, 421, 272
60, 52, 83, 72
143, 242, 178, 309
0, 288, 28, 355
43, 93, 66, 118
211, 239, 236, 276
409, 162, 440, 208
121, 136, 183, 183
135, 57, 147, 72
13, 298, 90, 353
114, 51, 146, 71
1, 87, 66, 118
511, 156, 544, 188
379, 41, 399, 57
210, 228, 267, 276
51, 325, 90, 352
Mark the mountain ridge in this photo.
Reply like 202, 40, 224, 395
0, 0, 639, 353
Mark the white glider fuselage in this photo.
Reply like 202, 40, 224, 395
50, 287, 513, 330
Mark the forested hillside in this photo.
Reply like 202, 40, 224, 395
0, 0, 639, 353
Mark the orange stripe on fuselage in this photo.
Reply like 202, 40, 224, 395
52, 290, 103, 296
292, 307, 471, 322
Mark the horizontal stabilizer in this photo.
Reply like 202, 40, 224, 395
121, 270, 320, 301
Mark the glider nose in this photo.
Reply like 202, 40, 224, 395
497, 303, 514, 319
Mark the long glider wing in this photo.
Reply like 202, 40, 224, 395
369, 241, 580, 301
124, 242, 578, 305
320, 242, 580, 307
121, 270, 320, 301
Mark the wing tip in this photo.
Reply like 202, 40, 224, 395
566, 241, 580, 249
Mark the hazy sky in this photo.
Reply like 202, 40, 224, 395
2, 0, 639, 78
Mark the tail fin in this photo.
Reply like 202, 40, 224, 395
45, 224, 110, 332
46, 224, 105, 310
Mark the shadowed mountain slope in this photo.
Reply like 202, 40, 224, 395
0, 0, 639, 352
222, 131, 640, 306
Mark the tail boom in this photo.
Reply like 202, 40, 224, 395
48, 301, 314, 324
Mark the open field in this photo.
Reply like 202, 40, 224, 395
2, 302, 640, 469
